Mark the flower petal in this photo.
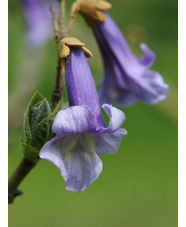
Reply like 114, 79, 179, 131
99, 79, 137, 107
63, 140, 103, 192
134, 70, 169, 105
139, 43, 156, 68
97, 104, 126, 133
52, 105, 98, 135
113, 91, 137, 107
93, 12, 143, 73
92, 128, 127, 155
39, 135, 79, 180
39, 134, 102, 192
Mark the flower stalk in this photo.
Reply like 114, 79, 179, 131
58, 0, 66, 33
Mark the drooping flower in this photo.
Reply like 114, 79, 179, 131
40, 40, 127, 192
21, 0, 56, 47
92, 12, 169, 106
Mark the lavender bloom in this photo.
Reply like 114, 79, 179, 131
21, 0, 56, 47
93, 12, 169, 106
40, 48, 127, 192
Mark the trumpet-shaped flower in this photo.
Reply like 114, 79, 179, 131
93, 12, 169, 106
21, 0, 56, 47
40, 47, 127, 192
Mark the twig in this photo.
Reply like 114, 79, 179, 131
8, 159, 37, 203
50, 54, 63, 110
50, 7, 59, 36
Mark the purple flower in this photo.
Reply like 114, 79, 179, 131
21, 0, 56, 47
93, 12, 169, 106
39, 48, 127, 192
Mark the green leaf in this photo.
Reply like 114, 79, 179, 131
29, 99, 51, 132
20, 142, 39, 161
30, 102, 60, 151
22, 91, 61, 158
23, 91, 45, 144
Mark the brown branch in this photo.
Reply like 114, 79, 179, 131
50, 54, 64, 110
8, 158, 37, 203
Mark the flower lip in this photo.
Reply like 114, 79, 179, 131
39, 133, 103, 192
52, 105, 98, 136
52, 104, 126, 136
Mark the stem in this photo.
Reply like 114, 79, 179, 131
8, 1, 67, 204
58, 0, 66, 33
50, 54, 63, 110
8, 159, 37, 203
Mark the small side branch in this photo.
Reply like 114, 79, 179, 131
50, 7, 59, 35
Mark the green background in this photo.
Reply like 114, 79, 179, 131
8, 0, 178, 226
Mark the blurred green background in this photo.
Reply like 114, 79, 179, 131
8, 0, 178, 226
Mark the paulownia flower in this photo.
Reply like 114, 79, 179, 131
40, 43, 127, 192
21, 0, 56, 47
93, 12, 169, 106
